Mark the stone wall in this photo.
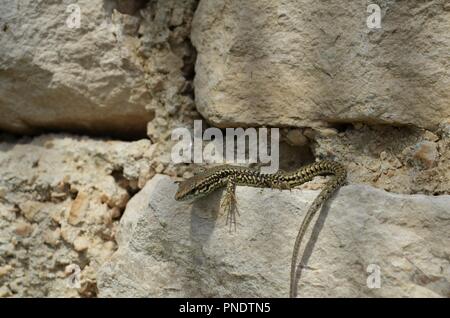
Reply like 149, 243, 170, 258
0, 1, 448, 298
0, 0, 198, 138
192, 0, 450, 130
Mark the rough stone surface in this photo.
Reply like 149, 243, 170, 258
0, 134, 154, 297
312, 124, 450, 195
0, 0, 198, 137
191, 0, 450, 130
141, 0, 200, 143
97, 175, 450, 297
0, 0, 448, 299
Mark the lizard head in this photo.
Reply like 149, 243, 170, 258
174, 176, 202, 201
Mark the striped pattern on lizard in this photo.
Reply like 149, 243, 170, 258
174, 160, 347, 297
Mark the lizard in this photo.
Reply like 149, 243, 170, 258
174, 160, 347, 297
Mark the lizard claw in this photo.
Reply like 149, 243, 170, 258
221, 190, 239, 231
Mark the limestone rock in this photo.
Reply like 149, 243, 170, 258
0, 0, 197, 137
97, 175, 450, 297
0, 134, 154, 297
0, 1, 150, 136
312, 125, 450, 195
191, 0, 450, 130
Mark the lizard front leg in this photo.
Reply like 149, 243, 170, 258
220, 176, 239, 230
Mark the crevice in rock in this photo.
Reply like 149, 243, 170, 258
279, 142, 316, 172
328, 122, 354, 133
1, 124, 151, 143
181, 39, 197, 87
181, 0, 200, 86
308, 122, 449, 195
111, 167, 140, 198
104, 0, 151, 17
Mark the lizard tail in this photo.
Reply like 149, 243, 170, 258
289, 162, 346, 298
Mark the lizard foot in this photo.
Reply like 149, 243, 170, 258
221, 190, 240, 231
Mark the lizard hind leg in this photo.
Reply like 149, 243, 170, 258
220, 177, 240, 231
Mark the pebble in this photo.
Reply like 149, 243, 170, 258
0, 265, 13, 278
286, 129, 308, 146
412, 141, 438, 169
14, 221, 33, 237
73, 236, 90, 252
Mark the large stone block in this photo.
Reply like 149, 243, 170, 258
191, 0, 450, 130
98, 174, 450, 297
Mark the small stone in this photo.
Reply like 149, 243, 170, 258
286, 129, 308, 146
368, 161, 381, 172
51, 192, 67, 199
316, 127, 338, 137
155, 163, 165, 174
56, 257, 72, 266
155, 117, 168, 127
303, 128, 316, 140
423, 130, 439, 142
412, 141, 439, 169
14, 221, 33, 237
43, 228, 61, 246
0, 286, 12, 297
18, 201, 42, 222
68, 191, 88, 225
182, 171, 194, 179
0, 265, 13, 278
73, 236, 90, 252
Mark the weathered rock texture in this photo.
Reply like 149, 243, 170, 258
97, 175, 450, 297
192, 0, 450, 130
0, 134, 154, 297
140, 0, 200, 143
0, 0, 198, 137
1, 0, 448, 299
309, 124, 450, 195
